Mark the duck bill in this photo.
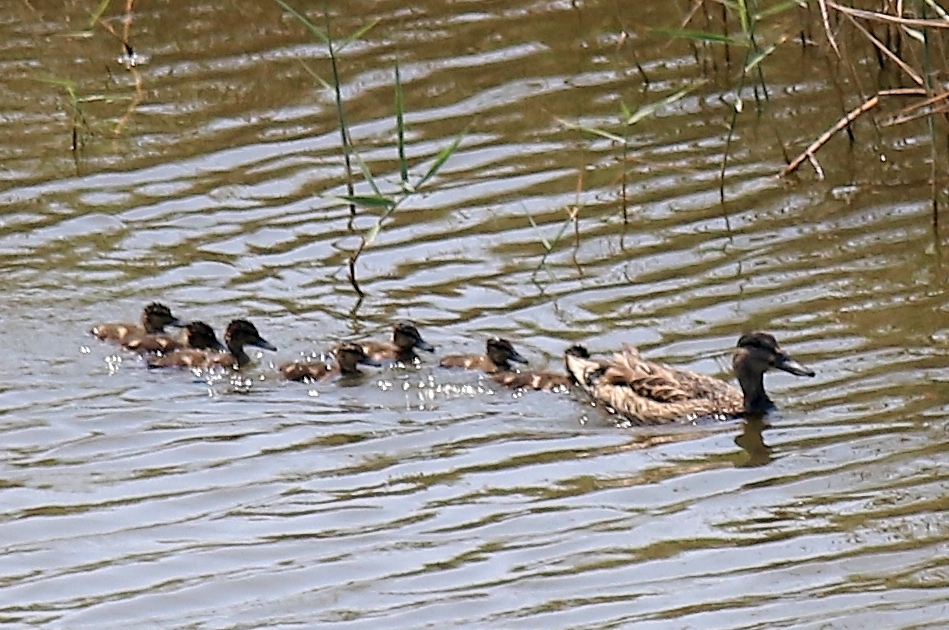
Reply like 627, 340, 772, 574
252, 338, 278, 352
168, 317, 185, 328
510, 351, 529, 365
776, 354, 815, 377
414, 339, 436, 353
211, 339, 228, 352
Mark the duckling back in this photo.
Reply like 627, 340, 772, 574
124, 321, 225, 354
148, 348, 241, 370
280, 359, 335, 382
492, 370, 573, 391
439, 354, 496, 371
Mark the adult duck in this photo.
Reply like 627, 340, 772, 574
360, 321, 435, 365
91, 302, 182, 345
563, 332, 814, 424
281, 342, 382, 382
148, 319, 276, 370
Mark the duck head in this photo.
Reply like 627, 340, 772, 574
225, 319, 278, 354
734, 331, 814, 413
487, 337, 528, 369
392, 321, 435, 353
183, 321, 227, 352
143, 302, 183, 333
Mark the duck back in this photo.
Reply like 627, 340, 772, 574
565, 345, 744, 424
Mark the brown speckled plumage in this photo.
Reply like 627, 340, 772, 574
491, 370, 573, 391
148, 319, 276, 370
564, 332, 815, 425
360, 321, 435, 364
281, 342, 381, 382
91, 302, 182, 345
439, 337, 528, 374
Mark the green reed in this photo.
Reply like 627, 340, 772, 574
36, 77, 90, 159
278, 2, 463, 298
557, 82, 706, 226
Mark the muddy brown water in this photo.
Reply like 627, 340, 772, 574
2, 1, 949, 628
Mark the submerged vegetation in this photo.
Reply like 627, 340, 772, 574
561, 0, 949, 223
681, 0, 948, 190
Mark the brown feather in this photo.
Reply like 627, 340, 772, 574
565, 333, 813, 425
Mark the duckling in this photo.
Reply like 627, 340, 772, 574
91, 302, 182, 345
492, 369, 574, 391
124, 321, 227, 354
563, 332, 815, 424
439, 337, 528, 374
280, 342, 383, 382
491, 346, 589, 391
148, 319, 277, 370
360, 321, 435, 364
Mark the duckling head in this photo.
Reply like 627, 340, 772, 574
393, 321, 435, 352
143, 302, 183, 332
183, 321, 227, 351
336, 342, 384, 373
225, 319, 278, 353
487, 337, 528, 368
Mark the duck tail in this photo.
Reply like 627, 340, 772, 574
564, 345, 597, 387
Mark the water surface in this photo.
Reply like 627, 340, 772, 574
2, 1, 949, 628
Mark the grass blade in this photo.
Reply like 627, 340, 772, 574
557, 117, 625, 142
351, 151, 383, 198
416, 130, 464, 190
338, 18, 380, 51
339, 194, 395, 209
625, 81, 707, 126
88, 0, 111, 28
395, 62, 409, 186
651, 28, 746, 45
275, 0, 329, 45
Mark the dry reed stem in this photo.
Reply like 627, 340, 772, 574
827, 2, 949, 29
818, 0, 842, 58
840, 10, 923, 85
883, 89, 949, 126
781, 88, 926, 177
